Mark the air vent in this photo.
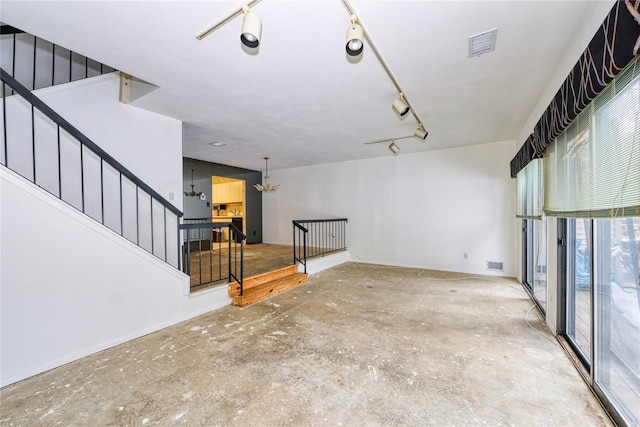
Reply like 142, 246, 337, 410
486, 261, 504, 271
468, 28, 497, 58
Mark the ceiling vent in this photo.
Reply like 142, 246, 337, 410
468, 28, 497, 58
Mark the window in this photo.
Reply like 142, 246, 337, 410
545, 62, 640, 219
565, 218, 591, 365
522, 218, 547, 311
519, 157, 546, 310
594, 218, 640, 426
551, 57, 640, 426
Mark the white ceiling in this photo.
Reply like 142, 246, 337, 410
1, 1, 615, 173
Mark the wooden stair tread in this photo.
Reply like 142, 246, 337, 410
230, 272, 308, 307
228, 264, 299, 296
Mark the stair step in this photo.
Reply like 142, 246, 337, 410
230, 272, 308, 307
228, 264, 299, 296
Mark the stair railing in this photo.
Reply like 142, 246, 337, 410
1, 25, 116, 96
1, 68, 183, 268
180, 221, 245, 293
292, 218, 348, 273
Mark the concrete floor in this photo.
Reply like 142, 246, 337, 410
0, 263, 613, 426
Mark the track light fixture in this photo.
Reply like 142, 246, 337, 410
194, 0, 263, 45
392, 93, 410, 117
388, 140, 400, 154
414, 124, 428, 140
340, 0, 430, 146
240, 5, 261, 48
346, 14, 364, 56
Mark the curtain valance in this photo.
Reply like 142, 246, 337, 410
510, 0, 639, 178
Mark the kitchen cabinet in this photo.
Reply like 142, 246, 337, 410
231, 181, 244, 202
212, 181, 244, 203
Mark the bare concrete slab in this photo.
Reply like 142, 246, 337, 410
0, 263, 613, 426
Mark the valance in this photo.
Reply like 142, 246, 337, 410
510, 0, 639, 178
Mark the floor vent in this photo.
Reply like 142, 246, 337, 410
486, 261, 504, 271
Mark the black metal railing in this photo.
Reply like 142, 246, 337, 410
1, 68, 182, 268
1, 25, 116, 96
293, 218, 348, 273
180, 222, 245, 292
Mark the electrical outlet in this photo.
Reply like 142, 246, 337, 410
464, 253, 468, 259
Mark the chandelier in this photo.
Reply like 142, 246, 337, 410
184, 169, 204, 198
254, 157, 279, 192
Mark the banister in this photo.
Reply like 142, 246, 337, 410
179, 222, 245, 294
2, 65, 182, 269
1, 68, 182, 217
293, 218, 348, 273
293, 218, 348, 224
293, 222, 308, 233
0, 25, 24, 35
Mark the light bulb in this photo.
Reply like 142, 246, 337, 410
348, 39, 362, 51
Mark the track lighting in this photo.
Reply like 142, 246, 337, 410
388, 140, 400, 154
240, 5, 261, 48
414, 124, 428, 140
194, 0, 263, 46
346, 14, 364, 56
392, 93, 410, 117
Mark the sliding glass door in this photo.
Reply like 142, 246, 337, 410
562, 218, 640, 426
565, 218, 592, 364
542, 51, 640, 427
594, 218, 640, 426
523, 218, 547, 311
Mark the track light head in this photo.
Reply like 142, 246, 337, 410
389, 140, 400, 154
392, 93, 410, 117
241, 6, 261, 48
414, 124, 428, 140
346, 15, 364, 56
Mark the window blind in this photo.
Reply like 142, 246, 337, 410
510, 1, 639, 178
516, 158, 543, 219
544, 58, 640, 218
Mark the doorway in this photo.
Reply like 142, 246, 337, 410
211, 176, 246, 242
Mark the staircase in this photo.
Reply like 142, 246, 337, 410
1, 24, 116, 95
228, 265, 308, 307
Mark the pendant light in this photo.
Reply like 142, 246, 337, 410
184, 169, 204, 198
254, 157, 280, 192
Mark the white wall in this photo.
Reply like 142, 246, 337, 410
0, 75, 230, 386
263, 140, 517, 277
516, 1, 615, 143
28, 72, 183, 209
